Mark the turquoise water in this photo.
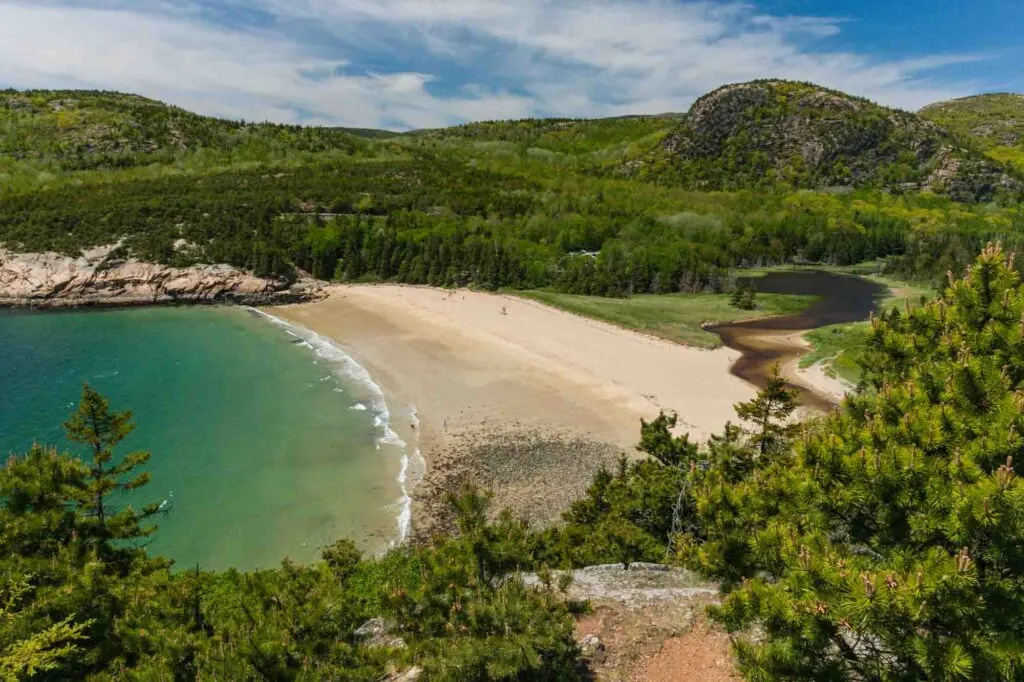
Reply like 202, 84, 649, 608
0, 306, 409, 570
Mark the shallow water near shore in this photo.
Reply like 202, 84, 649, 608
0, 306, 407, 570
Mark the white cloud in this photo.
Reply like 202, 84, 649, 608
251, 0, 986, 112
0, 0, 987, 128
0, 2, 534, 128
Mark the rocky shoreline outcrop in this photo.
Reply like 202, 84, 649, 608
0, 245, 323, 308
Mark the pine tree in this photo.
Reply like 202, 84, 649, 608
1, 444, 88, 557
730, 282, 758, 310
0, 575, 88, 681
638, 411, 700, 468
733, 363, 800, 456
63, 384, 159, 552
701, 245, 1024, 679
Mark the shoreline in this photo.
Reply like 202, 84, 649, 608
785, 331, 854, 404
747, 327, 852, 409
248, 307, 424, 548
711, 325, 853, 412
4, 279, 852, 543
264, 284, 764, 536
0, 246, 324, 308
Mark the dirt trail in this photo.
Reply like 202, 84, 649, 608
524, 564, 741, 681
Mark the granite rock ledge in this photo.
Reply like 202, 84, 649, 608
0, 245, 322, 308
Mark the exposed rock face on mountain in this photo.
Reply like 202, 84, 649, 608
656, 80, 1021, 201
522, 563, 718, 607
0, 244, 320, 307
921, 93, 1024, 149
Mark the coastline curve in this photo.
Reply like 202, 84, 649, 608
247, 307, 421, 547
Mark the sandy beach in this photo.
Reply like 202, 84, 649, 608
265, 285, 763, 535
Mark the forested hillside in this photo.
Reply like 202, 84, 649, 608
418, 115, 680, 163
921, 93, 1024, 171
6, 151, 1023, 292
2, 83, 1024, 300
0, 90, 386, 174
649, 80, 1022, 200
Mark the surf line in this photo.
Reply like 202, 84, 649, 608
246, 307, 419, 545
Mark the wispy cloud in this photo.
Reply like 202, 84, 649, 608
0, 0, 987, 129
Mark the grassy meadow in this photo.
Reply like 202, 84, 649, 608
513, 289, 816, 348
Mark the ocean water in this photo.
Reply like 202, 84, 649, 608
0, 306, 411, 570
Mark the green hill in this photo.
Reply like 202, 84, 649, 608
409, 115, 680, 174
1, 84, 1023, 296
921, 93, 1024, 147
647, 80, 1022, 201
0, 90, 393, 172
420, 115, 679, 154
920, 93, 1024, 171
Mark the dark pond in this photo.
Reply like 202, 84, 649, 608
708, 271, 887, 410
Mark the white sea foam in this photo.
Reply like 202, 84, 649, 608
247, 308, 415, 545
391, 407, 426, 547
393, 450, 414, 544
350, 403, 367, 411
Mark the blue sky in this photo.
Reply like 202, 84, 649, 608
0, 0, 1020, 129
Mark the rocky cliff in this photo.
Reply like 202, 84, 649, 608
652, 80, 1022, 201
0, 244, 321, 308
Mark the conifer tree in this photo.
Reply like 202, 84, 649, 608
63, 384, 159, 552
0, 444, 88, 557
730, 282, 758, 310
733, 363, 800, 456
0, 575, 88, 681
700, 245, 1024, 680
541, 380, 802, 571
638, 411, 700, 468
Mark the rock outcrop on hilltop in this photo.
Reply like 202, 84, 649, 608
522, 564, 740, 679
654, 80, 1022, 201
0, 244, 321, 307
921, 93, 1024, 149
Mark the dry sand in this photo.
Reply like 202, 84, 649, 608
265, 285, 760, 534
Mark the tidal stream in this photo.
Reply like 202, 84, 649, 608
709, 271, 887, 411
